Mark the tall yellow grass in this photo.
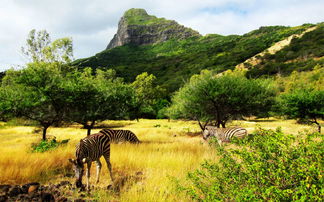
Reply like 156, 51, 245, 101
0, 118, 319, 201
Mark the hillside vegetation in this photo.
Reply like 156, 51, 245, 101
73, 23, 321, 92
247, 23, 324, 77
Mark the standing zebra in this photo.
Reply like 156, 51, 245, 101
203, 126, 247, 145
68, 129, 139, 190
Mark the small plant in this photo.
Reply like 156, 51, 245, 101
31, 138, 69, 153
153, 124, 161, 128
182, 127, 191, 133
176, 128, 323, 201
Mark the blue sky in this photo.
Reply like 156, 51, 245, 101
0, 0, 323, 71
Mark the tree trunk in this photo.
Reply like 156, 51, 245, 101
42, 126, 49, 141
313, 118, 321, 133
84, 120, 96, 136
87, 128, 92, 136
197, 119, 209, 131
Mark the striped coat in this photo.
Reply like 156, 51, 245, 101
203, 126, 247, 145
70, 129, 139, 190
100, 129, 140, 143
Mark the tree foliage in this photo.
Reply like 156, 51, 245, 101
275, 67, 324, 132
21, 29, 73, 63
0, 29, 74, 139
0, 62, 72, 140
278, 89, 324, 132
67, 68, 134, 135
168, 70, 277, 129
131, 72, 165, 119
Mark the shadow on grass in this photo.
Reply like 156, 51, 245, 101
250, 119, 277, 123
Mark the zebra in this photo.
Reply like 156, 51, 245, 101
68, 129, 140, 190
100, 128, 140, 144
203, 126, 247, 145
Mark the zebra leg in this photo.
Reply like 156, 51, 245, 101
95, 160, 102, 183
217, 139, 223, 146
86, 162, 92, 191
104, 155, 114, 182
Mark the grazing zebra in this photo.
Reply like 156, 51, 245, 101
100, 128, 140, 143
68, 129, 139, 190
203, 126, 247, 145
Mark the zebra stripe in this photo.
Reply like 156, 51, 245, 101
74, 132, 112, 190
100, 129, 140, 143
72, 129, 139, 190
203, 126, 247, 145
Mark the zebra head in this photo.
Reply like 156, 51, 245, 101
68, 158, 85, 188
203, 127, 211, 140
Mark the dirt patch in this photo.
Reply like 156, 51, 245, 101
0, 181, 83, 202
110, 171, 144, 195
0, 171, 145, 201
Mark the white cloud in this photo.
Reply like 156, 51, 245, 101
0, 0, 323, 71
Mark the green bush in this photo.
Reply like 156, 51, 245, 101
176, 128, 323, 201
31, 138, 69, 153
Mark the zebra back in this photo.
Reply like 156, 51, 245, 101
100, 129, 140, 143
76, 133, 111, 162
205, 126, 247, 143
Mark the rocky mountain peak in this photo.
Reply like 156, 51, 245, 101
106, 8, 201, 49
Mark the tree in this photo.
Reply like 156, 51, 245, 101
0, 29, 74, 140
21, 29, 73, 63
278, 89, 324, 133
168, 70, 277, 130
131, 72, 165, 119
67, 68, 134, 136
0, 62, 71, 140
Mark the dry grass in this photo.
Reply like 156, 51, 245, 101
0, 118, 320, 201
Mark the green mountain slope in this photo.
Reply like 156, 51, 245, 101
74, 23, 318, 92
246, 23, 324, 77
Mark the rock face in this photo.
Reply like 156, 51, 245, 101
106, 8, 201, 49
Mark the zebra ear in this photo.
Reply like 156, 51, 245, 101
82, 158, 87, 163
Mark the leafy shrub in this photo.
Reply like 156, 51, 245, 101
176, 128, 323, 201
31, 138, 69, 153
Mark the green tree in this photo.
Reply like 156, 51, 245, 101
131, 72, 165, 119
67, 68, 134, 135
0, 29, 74, 140
278, 89, 324, 133
0, 62, 71, 140
21, 29, 73, 63
168, 70, 276, 130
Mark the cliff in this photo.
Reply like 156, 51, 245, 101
106, 8, 201, 49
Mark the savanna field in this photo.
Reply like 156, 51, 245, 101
0, 7, 323, 202
0, 118, 322, 201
